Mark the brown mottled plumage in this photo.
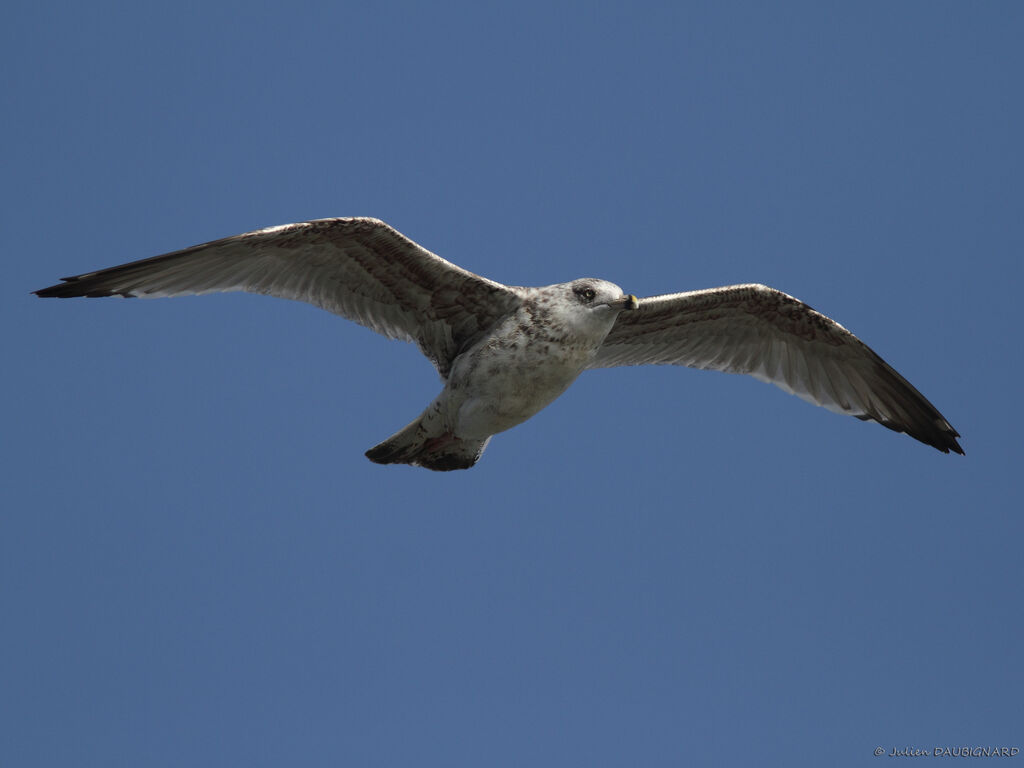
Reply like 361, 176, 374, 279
35, 217, 962, 469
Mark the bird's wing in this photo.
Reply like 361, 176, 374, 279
35, 217, 521, 377
591, 283, 962, 454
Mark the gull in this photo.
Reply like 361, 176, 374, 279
35, 217, 963, 470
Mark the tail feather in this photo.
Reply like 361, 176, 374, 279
365, 418, 490, 471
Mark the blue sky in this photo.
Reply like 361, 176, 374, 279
4, 2, 1022, 766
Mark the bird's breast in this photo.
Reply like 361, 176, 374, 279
444, 314, 598, 438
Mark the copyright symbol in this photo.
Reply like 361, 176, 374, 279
875, 747, 885, 756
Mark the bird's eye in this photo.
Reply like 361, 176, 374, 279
574, 286, 596, 302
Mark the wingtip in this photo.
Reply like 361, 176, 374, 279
859, 412, 964, 455
926, 429, 964, 455
945, 438, 965, 456
34, 283, 68, 298
35, 277, 83, 298
34, 278, 130, 299
937, 421, 964, 456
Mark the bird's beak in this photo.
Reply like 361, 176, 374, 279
607, 294, 639, 311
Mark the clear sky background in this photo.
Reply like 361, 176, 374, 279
4, 2, 1022, 766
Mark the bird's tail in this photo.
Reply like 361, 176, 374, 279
365, 416, 490, 472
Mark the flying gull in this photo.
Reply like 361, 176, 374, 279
35, 217, 963, 470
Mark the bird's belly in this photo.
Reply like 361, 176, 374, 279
448, 342, 592, 439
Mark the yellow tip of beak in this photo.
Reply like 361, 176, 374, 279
627, 294, 639, 310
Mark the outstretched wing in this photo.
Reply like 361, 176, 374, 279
591, 283, 962, 454
35, 217, 521, 377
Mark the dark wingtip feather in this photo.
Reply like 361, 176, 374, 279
927, 430, 964, 455
942, 429, 965, 456
33, 280, 76, 298
856, 347, 965, 456
905, 412, 964, 456
34, 277, 129, 299
857, 412, 964, 455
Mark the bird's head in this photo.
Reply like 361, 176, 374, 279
532, 278, 638, 338
567, 279, 639, 313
